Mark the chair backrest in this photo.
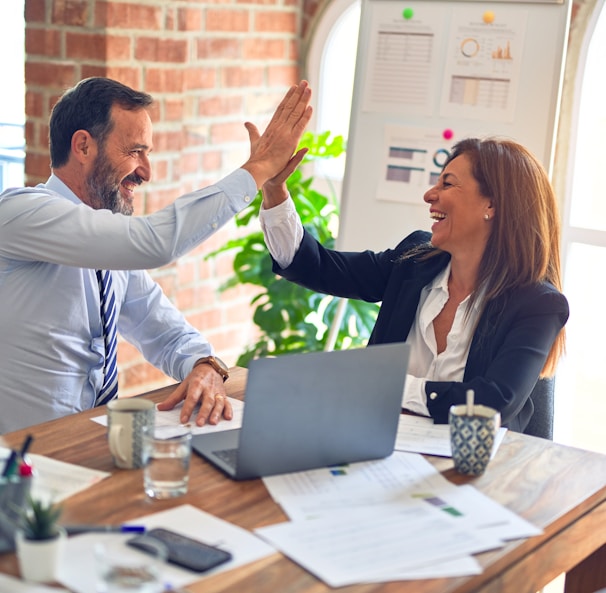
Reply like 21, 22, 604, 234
523, 377, 555, 440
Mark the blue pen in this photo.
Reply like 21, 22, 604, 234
19, 434, 34, 459
1, 450, 18, 478
64, 524, 147, 535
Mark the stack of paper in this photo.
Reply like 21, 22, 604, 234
257, 451, 541, 587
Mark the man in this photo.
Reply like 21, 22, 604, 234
0, 77, 312, 433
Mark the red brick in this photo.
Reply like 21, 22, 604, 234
95, 1, 162, 29
25, 62, 76, 89
184, 68, 216, 91
243, 38, 287, 60
255, 10, 298, 33
26, 28, 62, 58
177, 259, 198, 285
121, 362, 170, 393
150, 158, 169, 183
178, 7, 203, 31
181, 151, 202, 175
36, 123, 50, 150
65, 33, 108, 61
210, 121, 247, 145
237, 0, 278, 5
25, 0, 46, 23
288, 38, 299, 61
164, 97, 185, 121
225, 300, 256, 325
25, 151, 51, 179
206, 9, 249, 32
146, 68, 185, 93
106, 35, 133, 61
135, 37, 188, 63
183, 126, 208, 148
202, 151, 222, 171
197, 38, 240, 60
197, 95, 243, 117
80, 65, 142, 90
222, 66, 264, 88
187, 309, 224, 332
153, 130, 183, 152
52, 0, 89, 26
25, 91, 44, 118
177, 284, 219, 312
154, 274, 178, 300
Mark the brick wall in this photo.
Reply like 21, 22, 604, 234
24, 0, 325, 396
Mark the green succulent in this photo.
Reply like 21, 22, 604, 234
18, 496, 63, 541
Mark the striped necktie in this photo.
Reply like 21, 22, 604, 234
95, 269, 119, 406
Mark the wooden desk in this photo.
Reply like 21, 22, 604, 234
1, 367, 605, 593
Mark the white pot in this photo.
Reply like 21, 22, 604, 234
15, 526, 66, 583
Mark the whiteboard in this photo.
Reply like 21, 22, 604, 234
337, 0, 572, 252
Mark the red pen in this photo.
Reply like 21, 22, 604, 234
18, 462, 34, 477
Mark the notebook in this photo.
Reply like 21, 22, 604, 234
191, 342, 410, 480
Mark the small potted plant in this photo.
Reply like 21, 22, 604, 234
14, 495, 66, 583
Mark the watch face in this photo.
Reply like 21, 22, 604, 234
215, 357, 228, 372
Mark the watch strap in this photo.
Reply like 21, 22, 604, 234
193, 356, 229, 382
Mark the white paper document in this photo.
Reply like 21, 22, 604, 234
395, 415, 508, 458
263, 451, 456, 521
0, 447, 110, 505
92, 396, 244, 438
255, 502, 500, 587
28, 453, 111, 504
260, 451, 541, 585
57, 504, 276, 593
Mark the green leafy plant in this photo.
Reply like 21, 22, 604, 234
16, 496, 63, 541
207, 131, 379, 366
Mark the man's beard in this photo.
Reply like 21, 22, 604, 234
85, 151, 141, 215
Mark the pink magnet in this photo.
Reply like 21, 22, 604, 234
443, 129, 454, 141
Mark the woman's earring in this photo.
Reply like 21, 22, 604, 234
484, 214, 490, 220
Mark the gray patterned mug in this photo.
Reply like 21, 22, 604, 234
449, 404, 501, 475
107, 399, 155, 469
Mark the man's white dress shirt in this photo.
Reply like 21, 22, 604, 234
0, 170, 256, 432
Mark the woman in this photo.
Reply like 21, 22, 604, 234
259, 137, 569, 433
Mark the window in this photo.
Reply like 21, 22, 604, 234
0, 0, 25, 191
305, 0, 361, 186
555, 0, 606, 454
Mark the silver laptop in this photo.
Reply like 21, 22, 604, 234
191, 342, 410, 480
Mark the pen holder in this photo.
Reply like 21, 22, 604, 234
0, 475, 32, 552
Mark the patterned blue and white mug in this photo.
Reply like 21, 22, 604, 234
107, 399, 155, 469
449, 404, 501, 475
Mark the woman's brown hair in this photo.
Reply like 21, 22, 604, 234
421, 137, 565, 375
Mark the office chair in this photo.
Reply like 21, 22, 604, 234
523, 377, 555, 440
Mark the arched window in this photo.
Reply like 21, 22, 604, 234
555, 0, 606, 454
305, 0, 361, 187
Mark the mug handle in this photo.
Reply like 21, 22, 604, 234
108, 425, 127, 463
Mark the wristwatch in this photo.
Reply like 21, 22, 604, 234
194, 355, 229, 382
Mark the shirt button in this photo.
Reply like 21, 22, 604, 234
429, 392, 438, 400
212, 222, 218, 229
244, 195, 251, 203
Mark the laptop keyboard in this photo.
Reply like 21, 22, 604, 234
213, 447, 238, 469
